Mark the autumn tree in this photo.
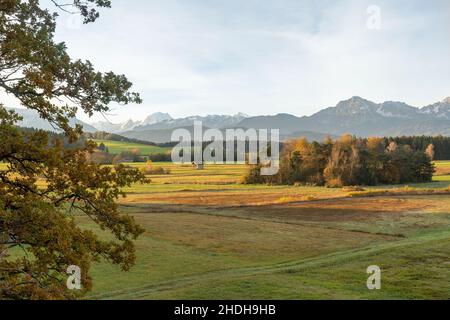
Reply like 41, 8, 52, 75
323, 135, 360, 187
425, 144, 435, 160
243, 135, 435, 187
0, 0, 147, 299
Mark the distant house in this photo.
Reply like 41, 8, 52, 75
192, 161, 204, 170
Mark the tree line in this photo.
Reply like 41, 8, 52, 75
244, 135, 436, 187
84, 131, 176, 148
88, 143, 172, 164
385, 136, 450, 160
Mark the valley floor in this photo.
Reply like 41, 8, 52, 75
78, 162, 450, 300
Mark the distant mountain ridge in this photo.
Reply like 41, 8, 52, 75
91, 113, 248, 134
91, 112, 172, 133
7, 107, 97, 133
95, 96, 450, 142
134, 112, 249, 131
237, 96, 450, 137
10, 96, 450, 142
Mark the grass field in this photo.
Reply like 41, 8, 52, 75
78, 161, 450, 299
91, 139, 170, 156
2, 159, 450, 299
435, 160, 450, 176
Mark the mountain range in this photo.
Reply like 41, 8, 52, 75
9, 96, 450, 142
91, 112, 173, 133
238, 96, 450, 138
117, 96, 450, 142
7, 107, 97, 133
90, 112, 249, 133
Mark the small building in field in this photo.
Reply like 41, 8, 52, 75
192, 161, 204, 170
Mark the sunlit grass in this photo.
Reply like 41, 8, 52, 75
91, 139, 170, 155
435, 160, 450, 167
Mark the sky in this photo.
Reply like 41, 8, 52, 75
4, 0, 450, 123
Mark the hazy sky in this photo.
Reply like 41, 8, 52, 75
5, 0, 450, 123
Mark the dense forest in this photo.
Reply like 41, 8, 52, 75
87, 132, 450, 160
19, 127, 87, 149
385, 136, 450, 160
83, 131, 176, 148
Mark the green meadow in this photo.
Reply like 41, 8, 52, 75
91, 139, 170, 156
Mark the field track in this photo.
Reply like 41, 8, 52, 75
90, 226, 450, 300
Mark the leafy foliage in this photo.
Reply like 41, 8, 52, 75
0, 1, 146, 299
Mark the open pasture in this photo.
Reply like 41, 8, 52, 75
91, 139, 170, 155
76, 161, 450, 299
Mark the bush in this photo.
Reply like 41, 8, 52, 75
139, 161, 170, 175
325, 178, 343, 188
148, 153, 172, 162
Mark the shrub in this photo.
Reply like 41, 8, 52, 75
326, 178, 343, 188
139, 161, 170, 175
241, 165, 267, 184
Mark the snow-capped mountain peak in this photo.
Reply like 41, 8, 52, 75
90, 112, 248, 133
335, 96, 379, 114
91, 112, 173, 133
419, 98, 450, 119
376, 101, 418, 118
142, 112, 172, 126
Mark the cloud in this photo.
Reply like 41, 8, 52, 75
4, 0, 450, 123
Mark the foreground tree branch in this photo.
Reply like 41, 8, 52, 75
0, 1, 146, 299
